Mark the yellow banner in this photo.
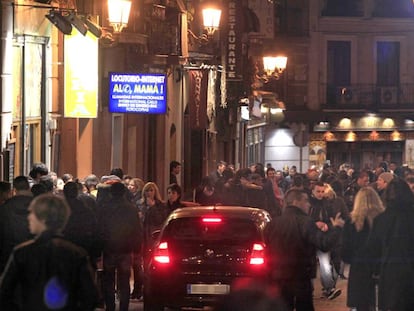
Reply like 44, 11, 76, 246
64, 29, 98, 118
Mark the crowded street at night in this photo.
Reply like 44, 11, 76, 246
2, 0, 414, 310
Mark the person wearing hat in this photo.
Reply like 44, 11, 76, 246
376, 172, 394, 202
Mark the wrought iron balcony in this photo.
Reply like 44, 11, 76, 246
320, 84, 414, 111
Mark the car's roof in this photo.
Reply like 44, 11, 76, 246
167, 206, 271, 223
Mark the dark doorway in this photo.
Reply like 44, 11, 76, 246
183, 111, 204, 201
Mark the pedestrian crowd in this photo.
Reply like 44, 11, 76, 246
205, 160, 414, 311
0, 161, 197, 311
1, 159, 414, 311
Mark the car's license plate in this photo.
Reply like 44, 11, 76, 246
187, 284, 230, 295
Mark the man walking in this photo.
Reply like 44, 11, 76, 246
309, 181, 342, 299
265, 188, 344, 311
97, 182, 142, 311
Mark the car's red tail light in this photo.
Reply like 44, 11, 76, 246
202, 217, 222, 223
250, 243, 265, 265
154, 241, 170, 264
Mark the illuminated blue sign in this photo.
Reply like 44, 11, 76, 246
108, 72, 167, 114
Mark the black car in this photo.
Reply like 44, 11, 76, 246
143, 205, 271, 311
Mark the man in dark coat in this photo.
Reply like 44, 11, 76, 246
265, 188, 344, 311
309, 181, 342, 299
0, 194, 98, 310
0, 175, 33, 274
344, 169, 370, 211
194, 176, 221, 205
209, 161, 227, 202
245, 173, 268, 211
97, 182, 142, 311
62, 182, 101, 269
169, 160, 181, 185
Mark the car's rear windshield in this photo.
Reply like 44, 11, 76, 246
163, 217, 260, 241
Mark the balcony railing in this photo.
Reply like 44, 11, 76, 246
320, 84, 414, 111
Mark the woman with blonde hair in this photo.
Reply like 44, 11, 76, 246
138, 182, 168, 255
127, 177, 145, 207
341, 186, 385, 311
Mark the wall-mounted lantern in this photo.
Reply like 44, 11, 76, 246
189, 3, 222, 44
107, 0, 132, 33
254, 55, 288, 85
202, 7, 222, 36
262, 56, 288, 79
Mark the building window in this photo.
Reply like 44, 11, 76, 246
321, 0, 363, 17
326, 41, 351, 105
275, 1, 309, 36
377, 41, 400, 86
373, 0, 414, 18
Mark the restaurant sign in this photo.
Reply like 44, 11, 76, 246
226, 0, 242, 81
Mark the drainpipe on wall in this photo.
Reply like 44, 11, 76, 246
1, 2, 14, 174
